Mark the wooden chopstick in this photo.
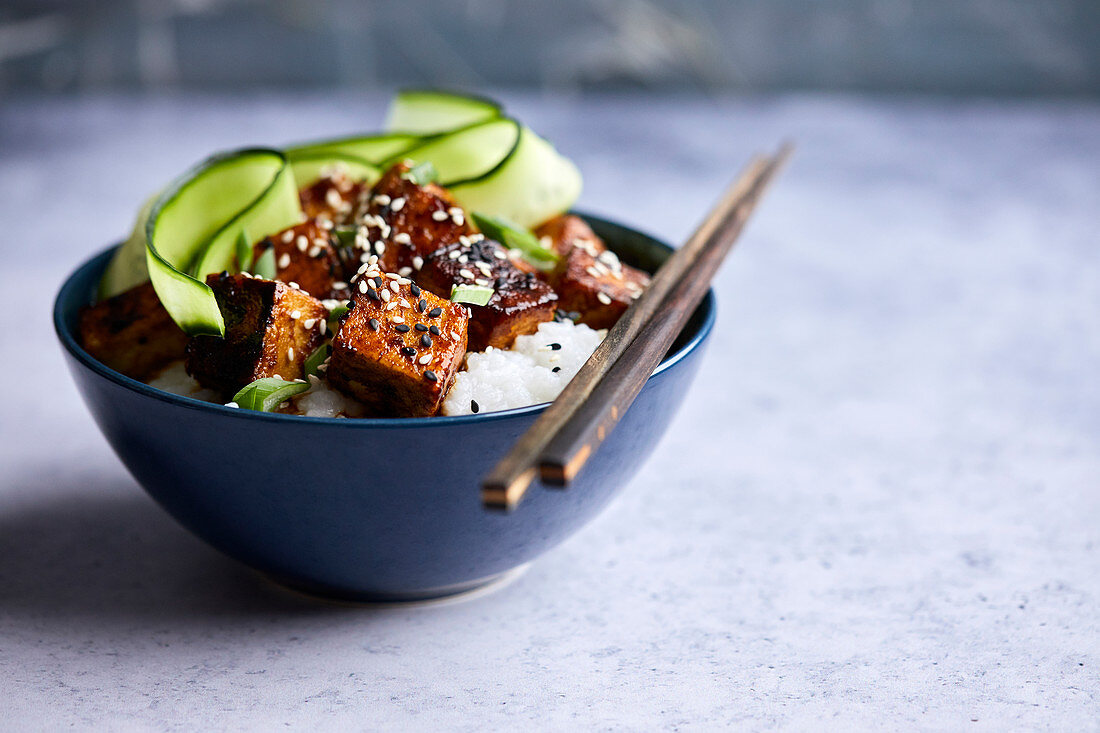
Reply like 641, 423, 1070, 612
481, 143, 792, 509
539, 143, 792, 486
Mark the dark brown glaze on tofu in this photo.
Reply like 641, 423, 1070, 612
327, 265, 468, 417
77, 282, 189, 380
253, 220, 349, 301
535, 214, 649, 329
299, 171, 370, 226
417, 237, 557, 351
186, 273, 327, 396
351, 161, 474, 275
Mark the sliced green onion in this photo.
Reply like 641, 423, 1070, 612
450, 283, 494, 306
252, 246, 276, 280
235, 228, 254, 272
332, 225, 358, 249
471, 212, 557, 271
304, 343, 330, 378
404, 160, 438, 186
231, 377, 310, 412
327, 303, 349, 326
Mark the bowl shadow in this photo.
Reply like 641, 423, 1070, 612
0, 473, 412, 625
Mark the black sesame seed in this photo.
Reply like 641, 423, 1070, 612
471, 400, 480, 414
423, 370, 437, 382
395, 324, 410, 333
414, 323, 428, 332
366, 287, 380, 301
429, 325, 441, 336
420, 333, 432, 348
552, 366, 561, 373
346, 300, 356, 309
368, 318, 379, 331
401, 346, 416, 356
417, 298, 428, 312
549, 342, 561, 350
373, 276, 383, 288
428, 307, 443, 318
409, 284, 420, 297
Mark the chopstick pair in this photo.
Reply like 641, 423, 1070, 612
482, 143, 794, 510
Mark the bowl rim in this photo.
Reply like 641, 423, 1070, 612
54, 213, 716, 428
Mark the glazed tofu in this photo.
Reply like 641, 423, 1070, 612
327, 262, 468, 417
186, 273, 327, 395
349, 161, 473, 274
77, 282, 189, 380
536, 215, 649, 329
252, 220, 349, 301
299, 170, 370, 226
417, 237, 557, 351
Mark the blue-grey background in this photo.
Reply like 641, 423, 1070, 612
1, 0, 1099, 96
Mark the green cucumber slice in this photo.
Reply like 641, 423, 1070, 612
287, 151, 382, 187
145, 148, 302, 336
451, 125, 581, 229
385, 89, 502, 134
286, 133, 420, 165
470, 212, 557, 270
391, 118, 520, 187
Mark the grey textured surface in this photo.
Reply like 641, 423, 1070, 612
1, 92, 1098, 730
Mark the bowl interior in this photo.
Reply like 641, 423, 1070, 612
55, 212, 715, 424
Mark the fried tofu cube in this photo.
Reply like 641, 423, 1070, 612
299, 170, 370, 226
328, 266, 468, 417
349, 161, 474, 274
417, 237, 557, 351
536, 215, 650, 329
186, 273, 327, 395
78, 282, 189, 380
253, 220, 349, 301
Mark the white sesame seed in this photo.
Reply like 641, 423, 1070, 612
359, 280, 368, 294
389, 281, 399, 293
278, 253, 291, 269
450, 331, 459, 340
413, 256, 424, 270
308, 246, 321, 258
373, 194, 391, 206
380, 288, 391, 302
296, 235, 308, 252
448, 249, 461, 260
333, 281, 348, 290
475, 278, 491, 287
399, 299, 410, 308
303, 318, 316, 328
319, 319, 327, 334
290, 310, 301, 320
597, 292, 612, 305
225, 401, 239, 408
398, 267, 412, 277
452, 212, 465, 226
418, 354, 432, 365
319, 218, 334, 230
325, 189, 343, 209
586, 266, 602, 278
281, 230, 294, 243
289, 282, 300, 290
392, 316, 404, 324
394, 232, 411, 245
493, 249, 507, 260
288, 347, 296, 361
459, 268, 475, 279
386, 301, 398, 311
375, 241, 386, 255
390, 197, 406, 211
458, 255, 468, 264
431, 209, 449, 221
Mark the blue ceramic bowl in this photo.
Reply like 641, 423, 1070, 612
54, 214, 715, 601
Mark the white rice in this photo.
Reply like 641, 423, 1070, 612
442, 320, 605, 416
144, 319, 604, 418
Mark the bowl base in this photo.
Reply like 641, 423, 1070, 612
261, 563, 532, 607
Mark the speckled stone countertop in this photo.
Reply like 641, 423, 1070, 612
1, 93, 1097, 730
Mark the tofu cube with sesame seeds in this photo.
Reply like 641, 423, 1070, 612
251, 220, 349, 301
78, 281, 190, 380
299, 170, 370, 226
535, 215, 651, 330
356, 161, 474, 274
327, 271, 468, 417
417, 238, 557, 351
185, 273, 328, 396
